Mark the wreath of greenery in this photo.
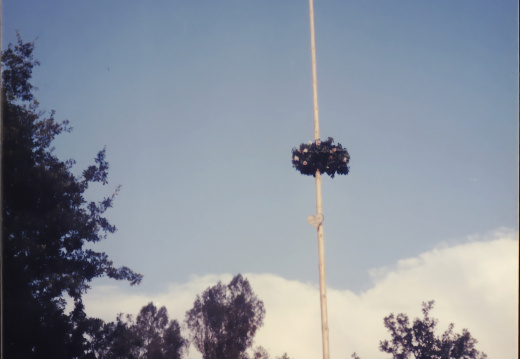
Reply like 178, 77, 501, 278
291, 137, 350, 178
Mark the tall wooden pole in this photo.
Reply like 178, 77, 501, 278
309, 0, 320, 141
308, 1, 330, 359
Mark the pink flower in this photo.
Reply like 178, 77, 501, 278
332, 148, 337, 153
303, 161, 308, 165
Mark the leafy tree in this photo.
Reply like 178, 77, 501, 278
89, 314, 143, 359
185, 274, 266, 359
251, 346, 292, 359
1, 33, 142, 359
352, 301, 487, 359
134, 302, 187, 359
251, 346, 271, 359
89, 302, 187, 359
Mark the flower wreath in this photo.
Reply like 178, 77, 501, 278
291, 137, 350, 178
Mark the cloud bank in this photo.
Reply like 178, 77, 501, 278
84, 229, 518, 359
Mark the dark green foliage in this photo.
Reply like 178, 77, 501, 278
91, 314, 143, 359
90, 303, 187, 359
134, 302, 187, 359
352, 301, 487, 359
251, 346, 292, 359
251, 346, 271, 359
185, 274, 266, 359
162, 320, 187, 359
1, 33, 40, 102
2, 33, 142, 358
291, 137, 350, 178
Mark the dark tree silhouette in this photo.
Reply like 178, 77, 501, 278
251, 346, 292, 359
185, 274, 266, 359
352, 301, 487, 359
134, 302, 187, 359
89, 314, 143, 359
89, 303, 187, 359
1, 33, 142, 359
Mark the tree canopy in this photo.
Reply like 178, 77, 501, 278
352, 301, 487, 359
250, 346, 291, 359
2, 33, 142, 358
185, 274, 266, 359
134, 302, 187, 359
89, 302, 187, 359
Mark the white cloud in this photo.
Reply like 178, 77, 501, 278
84, 229, 518, 359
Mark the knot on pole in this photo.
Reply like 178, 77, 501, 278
307, 213, 324, 228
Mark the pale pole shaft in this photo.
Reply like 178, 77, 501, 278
315, 171, 329, 359
309, 0, 320, 141
308, 1, 330, 359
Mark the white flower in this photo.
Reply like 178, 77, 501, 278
294, 155, 299, 161
343, 157, 347, 162
303, 148, 308, 153
303, 161, 308, 165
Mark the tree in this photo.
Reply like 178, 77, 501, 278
89, 314, 143, 359
88, 302, 187, 359
185, 274, 266, 359
1, 33, 142, 358
251, 346, 271, 359
352, 301, 487, 359
250, 346, 292, 359
134, 302, 187, 359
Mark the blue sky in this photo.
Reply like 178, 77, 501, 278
3, 1, 518, 357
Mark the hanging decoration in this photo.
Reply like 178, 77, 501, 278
291, 137, 350, 178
